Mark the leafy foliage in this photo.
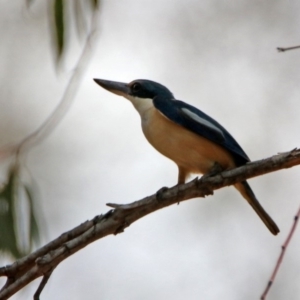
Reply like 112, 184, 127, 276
0, 0, 100, 259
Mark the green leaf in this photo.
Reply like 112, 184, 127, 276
0, 168, 23, 258
54, 0, 65, 59
0, 166, 41, 259
91, 0, 99, 9
24, 184, 40, 247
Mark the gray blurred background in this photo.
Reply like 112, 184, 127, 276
1, 0, 300, 299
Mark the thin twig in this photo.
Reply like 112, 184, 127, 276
33, 268, 54, 300
0, 149, 300, 299
277, 45, 300, 52
261, 205, 300, 300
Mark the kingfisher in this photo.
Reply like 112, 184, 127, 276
94, 78, 279, 235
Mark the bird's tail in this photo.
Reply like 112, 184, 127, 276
234, 181, 279, 235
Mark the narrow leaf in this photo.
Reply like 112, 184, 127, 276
91, 0, 99, 10
0, 168, 23, 258
54, 0, 65, 59
24, 184, 40, 247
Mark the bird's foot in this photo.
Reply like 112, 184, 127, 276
201, 162, 224, 181
156, 186, 169, 201
209, 162, 224, 175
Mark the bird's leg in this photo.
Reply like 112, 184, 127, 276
175, 166, 188, 204
156, 166, 187, 202
177, 166, 187, 185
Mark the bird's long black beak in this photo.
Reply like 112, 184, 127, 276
93, 79, 130, 97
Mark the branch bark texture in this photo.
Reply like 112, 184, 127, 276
0, 149, 300, 299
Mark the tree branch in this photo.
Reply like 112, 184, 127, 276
0, 149, 300, 299
260, 205, 300, 300
33, 268, 54, 300
277, 45, 300, 52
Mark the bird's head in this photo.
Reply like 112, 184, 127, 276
94, 78, 173, 113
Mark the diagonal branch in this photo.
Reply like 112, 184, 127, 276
0, 149, 300, 299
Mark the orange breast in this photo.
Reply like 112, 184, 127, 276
141, 107, 235, 175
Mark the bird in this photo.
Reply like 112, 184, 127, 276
94, 78, 279, 235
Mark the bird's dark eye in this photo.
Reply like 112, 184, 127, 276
132, 82, 141, 92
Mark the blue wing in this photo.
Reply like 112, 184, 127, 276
153, 96, 250, 166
